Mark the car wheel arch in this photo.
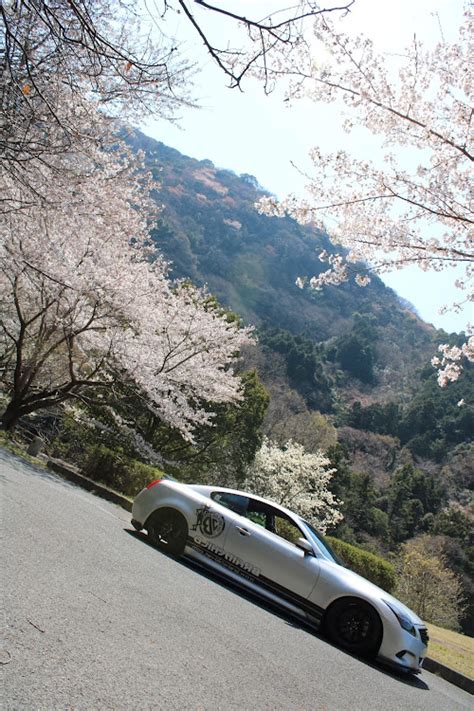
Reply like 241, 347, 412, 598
144, 504, 190, 530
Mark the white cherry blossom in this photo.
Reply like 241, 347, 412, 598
243, 437, 342, 533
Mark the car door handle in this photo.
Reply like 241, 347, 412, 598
235, 525, 251, 536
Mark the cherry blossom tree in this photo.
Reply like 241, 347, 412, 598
1, 0, 194, 205
170, 0, 354, 93
258, 8, 473, 385
1, 2, 352, 444
243, 437, 342, 532
0, 98, 253, 435
1, 1, 354, 190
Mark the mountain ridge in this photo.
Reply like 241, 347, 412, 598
129, 128, 441, 403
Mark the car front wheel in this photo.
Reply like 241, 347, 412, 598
146, 508, 188, 556
324, 598, 382, 658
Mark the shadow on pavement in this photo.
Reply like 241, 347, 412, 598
125, 527, 429, 692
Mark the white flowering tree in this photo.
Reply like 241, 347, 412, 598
243, 437, 342, 533
0, 97, 253, 436
1, 0, 193, 180
1, 1, 353, 186
258, 9, 473, 385
169, 0, 354, 93
1, 1, 355, 442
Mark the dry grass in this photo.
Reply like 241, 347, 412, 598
427, 623, 474, 678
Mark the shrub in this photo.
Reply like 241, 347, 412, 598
83, 445, 165, 497
326, 536, 396, 593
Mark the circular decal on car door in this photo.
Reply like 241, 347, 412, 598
193, 507, 225, 538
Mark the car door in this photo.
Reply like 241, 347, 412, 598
187, 490, 236, 555
223, 498, 320, 605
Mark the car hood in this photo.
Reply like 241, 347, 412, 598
325, 560, 424, 625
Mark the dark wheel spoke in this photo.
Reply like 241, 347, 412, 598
325, 599, 382, 658
146, 509, 188, 556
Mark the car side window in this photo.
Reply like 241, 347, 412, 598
246, 510, 267, 528
245, 499, 272, 530
210, 491, 249, 516
273, 514, 303, 545
245, 498, 305, 546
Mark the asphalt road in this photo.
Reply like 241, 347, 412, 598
1, 449, 472, 710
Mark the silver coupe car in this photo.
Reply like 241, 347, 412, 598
131, 478, 428, 673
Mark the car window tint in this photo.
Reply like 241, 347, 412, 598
246, 499, 272, 530
210, 491, 248, 516
246, 497, 304, 545
246, 511, 266, 528
274, 515, 304, 545
302, 520, 341, 564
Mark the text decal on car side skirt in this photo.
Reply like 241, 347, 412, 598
192, 534, 261, 576
187, 535, 324, 627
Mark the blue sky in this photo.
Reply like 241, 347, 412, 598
142, 0, 471, 335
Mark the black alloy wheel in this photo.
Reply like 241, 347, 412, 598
146, 508, 188, 556
325, 598, 382, 657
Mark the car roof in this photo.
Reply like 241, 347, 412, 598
188, 484, 303, 523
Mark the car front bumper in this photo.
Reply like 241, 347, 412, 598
379, 623, 428, 673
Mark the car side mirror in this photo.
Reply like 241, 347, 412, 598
295, 537, 314, 555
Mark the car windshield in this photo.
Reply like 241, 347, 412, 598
300, 520, 343, 565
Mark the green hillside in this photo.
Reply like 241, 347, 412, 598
123, 130, 473, 634
131, 130, 438, 395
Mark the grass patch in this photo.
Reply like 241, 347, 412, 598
427, 623, 474, 678
0, 431, 46, 468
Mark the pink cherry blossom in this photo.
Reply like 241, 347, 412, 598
0, 93, 253, 435
257, 9, 473, 384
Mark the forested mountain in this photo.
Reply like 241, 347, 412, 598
133, 131, 436, 384
126, 129, 473, 462
129, 130, 460, 393
125, 129, 474, 465
123, 130, 473, 633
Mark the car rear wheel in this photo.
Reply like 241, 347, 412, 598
324, 598, 382, 658
146, 508, 188, 556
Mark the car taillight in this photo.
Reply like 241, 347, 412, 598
146, 479, 162, 489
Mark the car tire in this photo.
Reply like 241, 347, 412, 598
324, 597, 382, 658
146, 508, 188, 556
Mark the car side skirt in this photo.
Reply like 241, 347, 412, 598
186, 536, 324, 629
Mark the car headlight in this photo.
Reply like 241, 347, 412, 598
383, 600, 417, 637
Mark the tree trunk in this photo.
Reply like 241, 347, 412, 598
1, 400, 23, 431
